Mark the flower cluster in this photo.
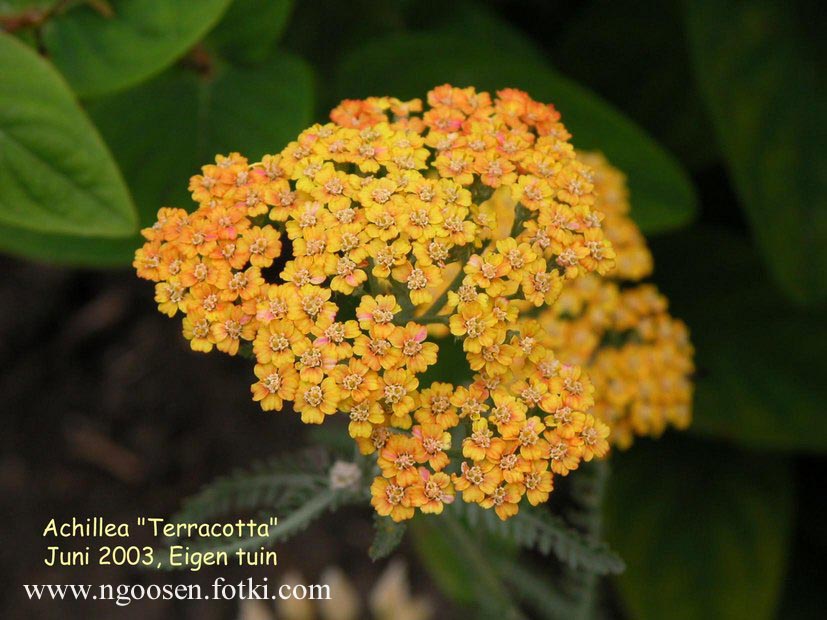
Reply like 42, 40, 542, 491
537, 153, 694, 448
134, 85, 616, 522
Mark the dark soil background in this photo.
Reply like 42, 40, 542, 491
0, 258, 440, 619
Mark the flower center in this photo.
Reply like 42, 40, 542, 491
263, 372, 282, 393
304, 386, 324, 407
383, 384, 406, 404
343, 373, 363, 391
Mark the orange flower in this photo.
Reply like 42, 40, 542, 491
370, 476, 414, 522
388, 323, 438, 373
378, 434, 422, 486
453, 461, 498, 504
251, 363, 299, 411
408, 468, 454, 514
412, 424, 452, 471
294, 378, 339, 424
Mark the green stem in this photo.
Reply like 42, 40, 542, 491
510, 202, 529, 238
415, 315, 450, 326
392, 280, 415, 320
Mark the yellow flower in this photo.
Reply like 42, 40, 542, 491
523, 460, 553, 506
412, 424, 452, 471
392, 261, 442, 306
388, 323, 438, 373
408, 469, 454, 514
448, 299, 500, 353
370, 476, 414, 522
579, 415, 610, 461
253, 319, 301, 366
415, 382, 459, 429
329, 359, 380, 403
481, 483, 524, 521
378, 434, 422, 486
251, 363, 299, 411
379, 369, 419, 428
242, 226, 282, 268
154, 279, 187, 317
544, 429, 583, 475
182, 310, 215, 353
211, 305, 256, 355
294, 378, 339, 424
356, 295, 401, 330
345, 399, 385, 439
453, 461, 498, 504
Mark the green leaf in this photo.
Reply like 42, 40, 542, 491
156, 490, 341, 570
41, 0, 233, 98
0, 222, 139, 266
153, 450, 354, 570
650, 226, 827, 452
209, 0, 294, 64
440, 515, 526, 619
410, 516, 477, 606
685, 0, 827, 304
88, 51, 314, 227
0, 33, 136, 246
334, 8, 696, 235
450, 500, 624, 576
495, 559, 576, 620
605, 435, 794, 620
368, 513, 406, 561
170, 451, 330, 530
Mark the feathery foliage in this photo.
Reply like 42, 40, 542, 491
152, 449, 363, 569
369, 513, 407, 561
496, 559, 577, 619
450, 498, 624, 576
169, 449, 332, 529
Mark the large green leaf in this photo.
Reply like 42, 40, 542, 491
651, 227, 827, 452
0, 222, 138, 266
605, 435, 794, 620
334, 11, 696, 235
208, 0, 294, 64
88, 52, 315, 227
685, 0, 827, 304
40, 0, 232, 98
0, 33, 136, 247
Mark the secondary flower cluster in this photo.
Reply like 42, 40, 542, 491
537, 153, 694, 448
134, 85, 615, 522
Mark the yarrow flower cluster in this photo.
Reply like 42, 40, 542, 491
135, 85, 618, 523
537, 153, 694, 448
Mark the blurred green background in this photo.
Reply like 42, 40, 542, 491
1, 0, 825, 618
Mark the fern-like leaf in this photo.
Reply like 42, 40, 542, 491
496, 558, 576, 619
368, 514, 407, 561
169, 449, 330, 534
151, 449, 365, 570
450, 501, 624, 576
155, 489, 341, 570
